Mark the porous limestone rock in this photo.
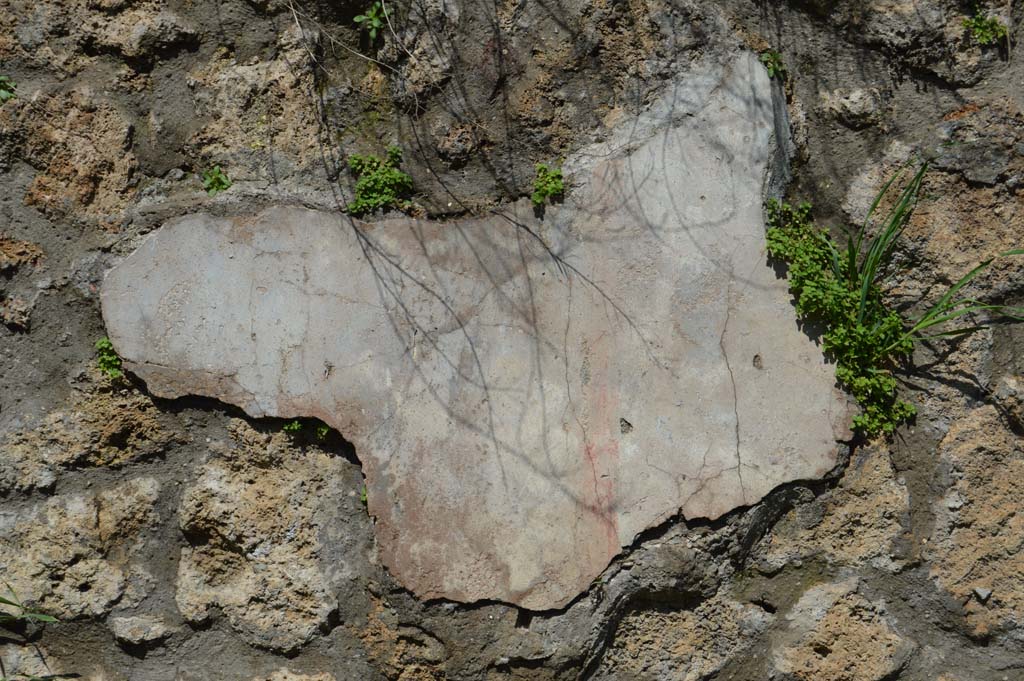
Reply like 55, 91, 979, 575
0, 477, 159, 619
263, 672, 336, 681
102, 52, 850, 609
175, 420, 347, 653
107, 614, 176, 646
4, 87, 138, 222
594, 592, 773, 680
820, 88, 886, 129
0, 234, 43, 273
185, 25, 320, 175
0, 369, 178, 493
770, 579, 916, 681
356, 596, 448, 680
0, 644, 69, 680
756, 445, 909, 573
930, 406, 1024, 641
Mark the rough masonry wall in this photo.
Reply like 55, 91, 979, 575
1, 0, 1023, 678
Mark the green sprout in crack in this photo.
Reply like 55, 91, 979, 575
760, 50, 786, 80
354, 1, 388, 42
346, 145, 414, 216
316, 424, 331, 440
531, 163, 564, 207
283, 420, 303, 434
0, 76, 17, 105
201, 165, 232, 196
94, 337, 123, 379
963, 5, 1009, 46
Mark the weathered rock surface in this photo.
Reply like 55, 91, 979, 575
770, 579, 916, 681
108, 614, 176, 646
101, 51, 849, 609
756, 445, 909, 573
930, 406, 1024, 641
356, 597, 448, 680
0, 644, 69, 680
175, 420, 348, 652
0, 477, 158, 619
2, 87, 138, 222
0, 234, 43, 273
594, 592, 773, 680
262, 672, 336, 681
0, 369, 179, 493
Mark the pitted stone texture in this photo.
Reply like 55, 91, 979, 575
108, 614, 176, 646
756, 445, 909, 574
770, 579, 916, 681
594, 592, 773, 680
101, 52, 849, 610
0, 477, 158, 619
930, 406, 1024, 641
0, 368, 179, 493
175, 420, 348, 653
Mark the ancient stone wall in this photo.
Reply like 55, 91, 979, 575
1, 0, 1022, 679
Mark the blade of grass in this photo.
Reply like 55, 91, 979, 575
856, 163, 928, 324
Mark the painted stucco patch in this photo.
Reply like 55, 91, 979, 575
100, 53, 848, 610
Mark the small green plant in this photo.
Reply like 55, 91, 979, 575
766, 162, 1023, 436
354, 1, 388, 42
201, 166, 231, 196
359, 484, 368, 506
963, 5, 1008, 46
316, 424, 331, 440
531, 163, 564, 207
0, 76, 17, 104
760, 50, 786, 80
1, 585, 56, 626
94, 337, 123, 379
1, 586, 75, 680
346, 146, 414, 216
283, 420, 303, 434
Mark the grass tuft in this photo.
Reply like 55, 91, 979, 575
766, 162, 1023, 436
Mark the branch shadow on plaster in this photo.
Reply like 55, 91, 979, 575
286, 6, 675, 522
241, 0, 859, 608
280, 0, 849, 515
